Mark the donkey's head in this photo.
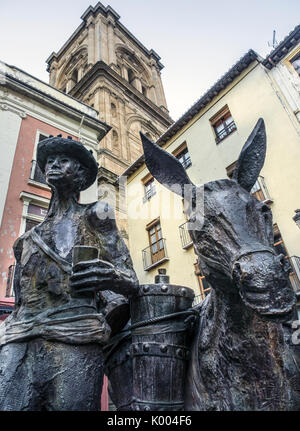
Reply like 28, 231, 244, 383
140, 119, 295, 322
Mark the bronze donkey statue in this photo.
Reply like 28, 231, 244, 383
140, 118, 300, 411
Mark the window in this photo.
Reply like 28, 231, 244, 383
142, 219, 168, 270
194, 262, 211, 301
71, 69, 78, 85
142, 174, 156, 202
210, 106, 237, 144
5, 264, 16, 298
147, 220, 166, 264
111, 103, 117, 118
291, 53, 300, 77
25, 203, 48, 232
112, 130, 119, 148
30, 133, 48, 185
128, 68, 135, 86
25, 218, 40, 232
173, 142, 192, 169
19, 192, 50, 236
142, 86, 147, 97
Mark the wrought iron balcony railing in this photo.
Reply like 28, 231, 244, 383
180, 156, 192, 170
30, 160, 47, 185
143, 187, 156, 203
142, 238, 169, 270
179, 221, 193, 249
251, 176, 273, 204
215, 121, 237, 143
6, 264, 15, 297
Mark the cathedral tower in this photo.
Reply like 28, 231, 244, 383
46, 2, 173, 184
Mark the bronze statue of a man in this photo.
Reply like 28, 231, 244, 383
0, 136, 138, 411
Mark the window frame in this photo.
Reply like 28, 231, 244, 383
142, 174, 156, 202
210, 105, 237, 144
172, 142, 192, 169
29, 131, 50, 188
290, 52, 300, 77
146, 219, 166, 265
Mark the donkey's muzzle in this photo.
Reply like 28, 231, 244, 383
232, 252, 296, 322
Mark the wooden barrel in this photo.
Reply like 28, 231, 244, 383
130, 283, 195, 411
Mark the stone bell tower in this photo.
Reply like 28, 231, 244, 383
46, 2, 173, 186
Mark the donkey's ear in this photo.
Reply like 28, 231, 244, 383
233, 118, 266, 192
140, 132, 194, 197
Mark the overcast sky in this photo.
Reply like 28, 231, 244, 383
0, 0, 299, 120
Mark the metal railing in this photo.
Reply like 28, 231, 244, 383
142, 239, 168, 270
30, 160, 47, 185
179, 221, 193, 249
143, 187, 156, 203
251, 176, 273, 204
180, 156, 192, 170
215, 121, 236, 143
6, 264, 15, 297
289, 256, 300, 293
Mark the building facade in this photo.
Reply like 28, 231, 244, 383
124, 26, 300, 314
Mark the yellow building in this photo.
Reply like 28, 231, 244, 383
124, 26, 300, 309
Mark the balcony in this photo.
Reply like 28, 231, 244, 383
142, 238, 169, 270
179, 221, 193, 249
143, 187, 156, 203
180, 155, 192, 170
6, 264, 15, 297
251, 176, 273, 204
289, 256, 300, 293
215, 121, 237, 144
29, 160, 47, 185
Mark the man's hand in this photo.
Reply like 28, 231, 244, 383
69, 259, 137, 297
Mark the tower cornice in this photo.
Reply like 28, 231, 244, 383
46, 3, 164, 72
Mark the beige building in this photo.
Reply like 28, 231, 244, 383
46, 2, 173, 183
124, 26, 300, 310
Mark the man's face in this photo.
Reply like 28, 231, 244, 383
45, 154, 79, 188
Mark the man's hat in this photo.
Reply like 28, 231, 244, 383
36, 135, 98, 191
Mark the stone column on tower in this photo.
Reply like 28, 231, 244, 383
107, 18, 116, 66
94, 19, 102, 63
150, 61, 163, 108
87, 17, 95, 65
